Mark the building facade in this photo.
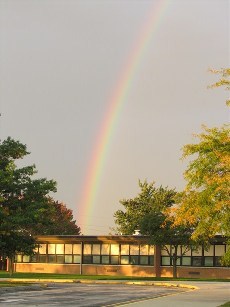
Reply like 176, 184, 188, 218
13, 235, 230, 279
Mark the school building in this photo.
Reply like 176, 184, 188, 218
13, 235, 230, 279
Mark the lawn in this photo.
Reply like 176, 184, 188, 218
0, 271, 229, 282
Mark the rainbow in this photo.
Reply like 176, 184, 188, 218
78, 0, 170, 234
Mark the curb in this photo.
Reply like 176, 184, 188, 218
1, 279, 199, 290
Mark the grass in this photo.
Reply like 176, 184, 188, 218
219, 303, 230, 307
0, 271, 229, 282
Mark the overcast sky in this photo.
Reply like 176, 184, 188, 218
0, 0, 229, 235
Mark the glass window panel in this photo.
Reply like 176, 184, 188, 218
39, 255, 47, 263
16, 255, 22, 262
65, 244, 73, 254
57, 255, 64, 264
73, 244, 81, 254
23, 255, 30, 263
204, 257, 213, 266
130, 255, 139, 265
65, 255, 73, 263
101, 244, 110, 255
48, 244, 56, 254
192, 247, 202, 256
176, 246, 182, 256
83, 255, 92, 264
130, 245, 139, 255
33, 246, 39, 253
92, 244, 101, 255
140, 256, 148, 265
149, 256, 154, 266
101, 255, 110, 264
192, 256, 202, 266
111, 256, 119, 265
215, 256, 222, 267
93, 256, 100, 264
111, 244, 119, 255
215, 245, 225, 256
161, 256, 170, 266
56, 244, 64, 254
149, 245, 154, 255
182, 257, 191, 266
121, 256, 129, 265
39, 244, 47, 254
182, 246, 191, 256
140, 245, 148, 255
161, 247, 169, 256
30, 255, 37, 263
73, 255, 81, 263
83, 244, 92, 255
204, 245, 214, 256
121, 244, 129, 255
48, 255, 56, 263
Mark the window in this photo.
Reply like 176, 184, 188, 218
182, 257, 191, 266
73, 244, 81, 254
73, 255, 81, 264
83, 255, 91, 264
101, 244, 110, 255
130, 245, 139, 255
121, 256, 129, 265
121, 244, 129, 255
101, 256, 109, 264
161, 256, 170, 266
48, 255, 56, 263
56, 244, 64, 254
39, 244, 46, 254
83, 244, 91, 255
140, 256, 148, 265
192, 256, 202, 266
111, 256, 119, 265
215, 245, 225, 257
48, 244, 55, 254
65, 255, 73, 263
92, 244, 100, 255
57, 255, 64, 264
65, 244, 72, 254
140, 245, 148, 255
93, 256, 100, 264
111, 244, 119, 255
130, 256, 139, 265
204, 257, 213, 267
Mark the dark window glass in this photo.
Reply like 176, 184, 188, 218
30, 255, 38, 263
73, 255, 80, 264
130, 256, 139, 265
39, 255, 47, 263
101, 256, 109, 264
181, 257, 191, 266
93, 256, 100, 264
214, 256, 223, 267
65, 255, 73, 263
83, 255, 92, 264
204, 257, 213, 267
161, 256, 170, 266
140, 256, 148, 265
111, 256, 119, 265
192, 257, 202, 266
56, 255, 64, 264
48, 255, 56, 263
149, 256, 154, 266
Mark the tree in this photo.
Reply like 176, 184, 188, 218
208, 68, 230, 106
114, 181, 193, 278
0, 137, 81, 274
31, 198, 81, 235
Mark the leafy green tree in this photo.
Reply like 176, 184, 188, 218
31, 198, 81, 235
174, 125, 230, 241
0, 137, 80, 273
114, 181, 193, 278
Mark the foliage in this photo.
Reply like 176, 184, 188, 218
31, 198, 81, 235
208, 68, 230, 106
0, 137, 80, 273
174, 125, 230, 242
114, 181, 193, 277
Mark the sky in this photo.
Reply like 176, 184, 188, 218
0, 0, 229, 235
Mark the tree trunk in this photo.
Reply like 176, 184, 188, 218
8, 256, 14, 277
172, 245, 178, 279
